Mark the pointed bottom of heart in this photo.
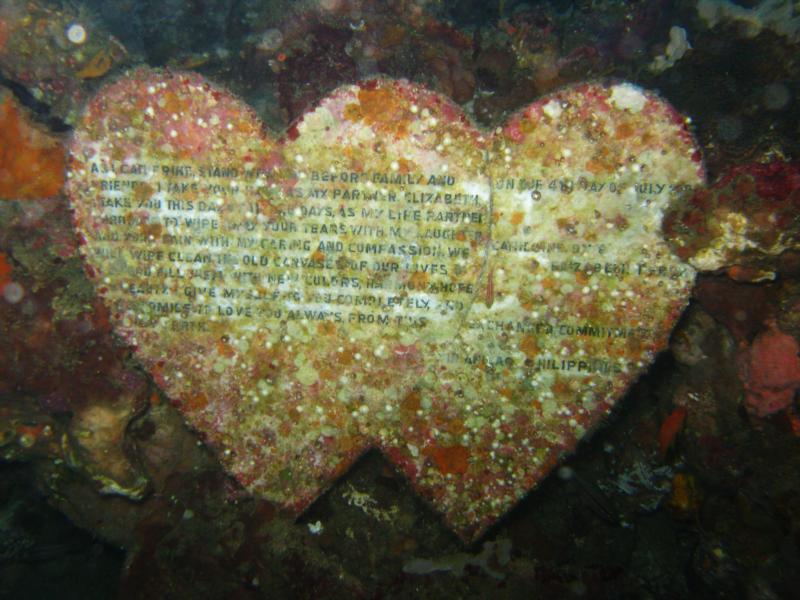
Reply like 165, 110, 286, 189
216, 423, 580, 543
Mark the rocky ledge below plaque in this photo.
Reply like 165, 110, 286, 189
66, 67, 703, 541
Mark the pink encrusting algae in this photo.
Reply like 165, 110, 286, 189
664, 159, 800, 281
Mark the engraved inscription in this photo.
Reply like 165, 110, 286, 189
80, 160, 490, 334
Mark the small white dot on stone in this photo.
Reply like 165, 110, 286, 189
3, 282, 24, 304
66, 23, 87, 45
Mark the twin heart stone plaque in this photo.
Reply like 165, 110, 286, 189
67, 68, 703, 541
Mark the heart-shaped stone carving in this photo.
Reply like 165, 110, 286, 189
67, 68, 703, 541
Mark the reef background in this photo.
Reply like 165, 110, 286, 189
2, 1, 800, 598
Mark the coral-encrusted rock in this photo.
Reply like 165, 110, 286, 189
0, 1, 128, 125
664, 159, 800, 281
66, 68, 702, 541
0, 89, 65, 200
0, 199, 150, 500
738, 322, 800, 417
